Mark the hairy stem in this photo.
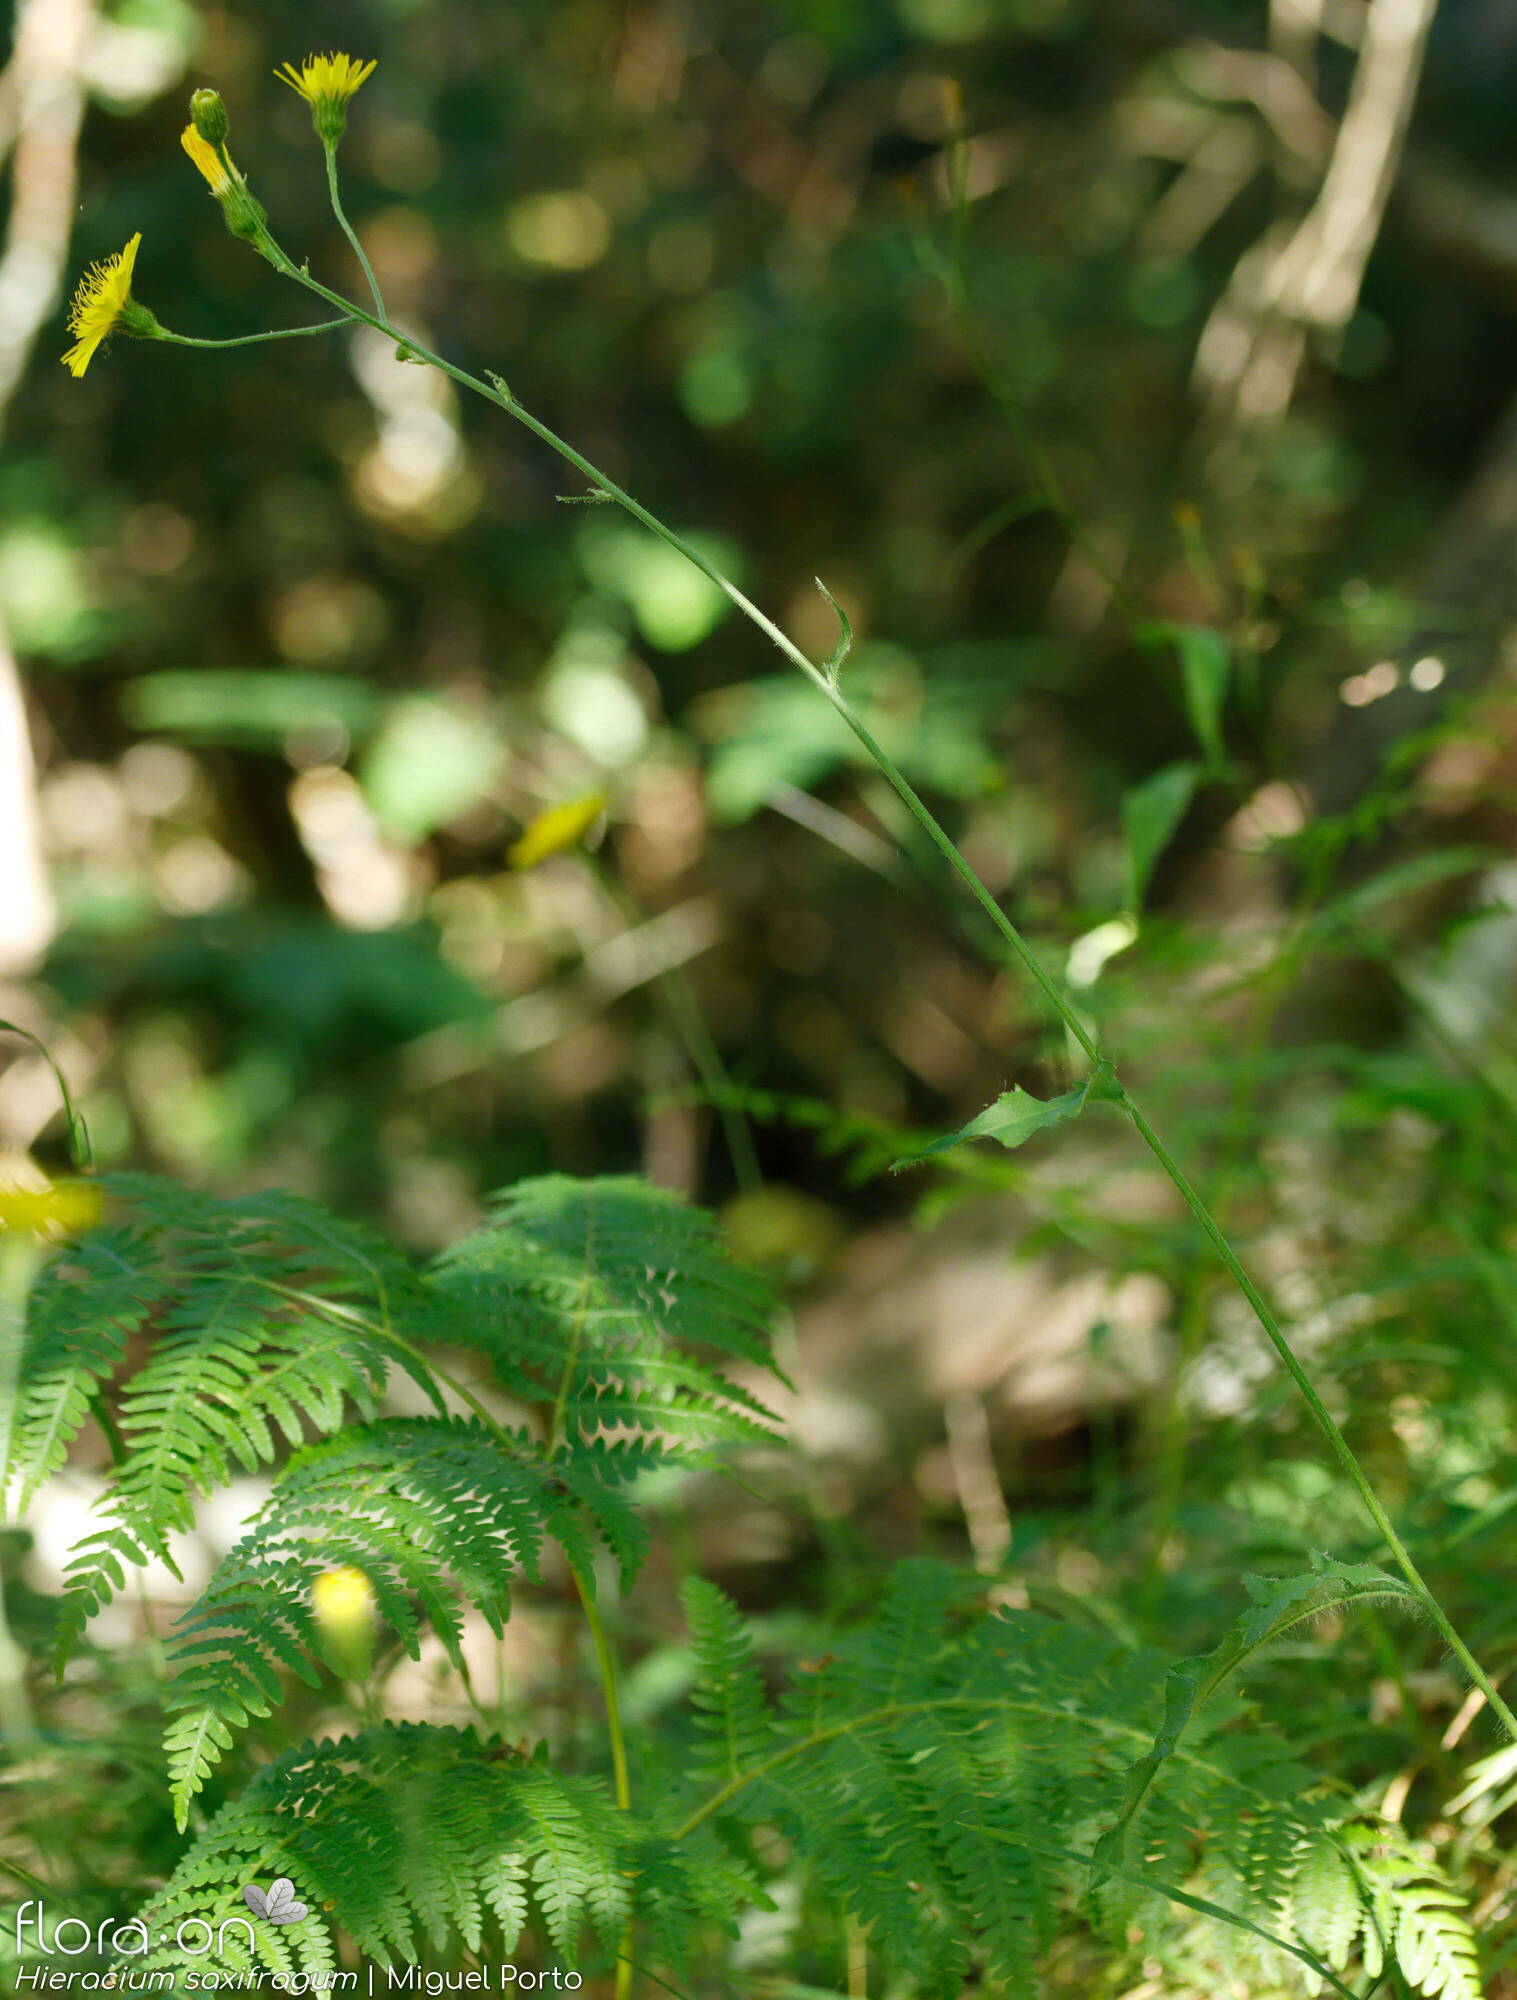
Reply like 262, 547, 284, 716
157, 319, 350, 349
323, 145, 386, 319
260, 253, 1517, 1743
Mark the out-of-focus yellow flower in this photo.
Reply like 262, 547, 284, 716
312, 1564, 376, 1678
0, 1179, 102, 1240
507, 793, 608, 871
275, 52, 376, 143
62, 234, 150, 378
181, 125, 235, 194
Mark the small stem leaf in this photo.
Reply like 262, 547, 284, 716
893, 1060, 1120, 1169
1174, 624, 1231, 767
1139, 621, 1231, 768
814, 577, 852, 688
1122, 761, 1203, 913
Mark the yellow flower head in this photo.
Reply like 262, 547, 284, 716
0, 1178, 103, 1241
507, 793, 609, 871
61, 233, 148, 378
312, 1564, 376, 1679
181, 125, 235, 195
275, 52, 376, 143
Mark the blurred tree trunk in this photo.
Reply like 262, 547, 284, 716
0, 0, 92, 972
0, 640, 54, 973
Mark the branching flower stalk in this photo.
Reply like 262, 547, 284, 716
296, 190, 1517, 1740
61, 53, 1517, 1814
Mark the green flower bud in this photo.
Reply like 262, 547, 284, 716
189, 88, 230, 149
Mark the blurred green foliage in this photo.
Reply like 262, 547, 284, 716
13, 5, 1517, 1981
24, 0, 1517, 1232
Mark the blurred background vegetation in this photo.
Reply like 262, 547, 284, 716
15, 0, 1516, 1236
10, 0, 1517, 1977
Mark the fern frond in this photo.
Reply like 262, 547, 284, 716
1290, 1829, 1364, 1975
163, 1416, 651, 1824
125, 1726, 664, 1987
681, 1574, 775, 1785
421, 1176, 780, 1451
1342, 1822, 1484, 2000
26, 1174, 437, 1665
3, 1222, 168, 1504
670, 1561, 1469, 2000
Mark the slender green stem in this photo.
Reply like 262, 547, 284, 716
588, 856, 763, 1193
263, 252, 1517, 1744
156, 319, 349, 349
324, 145, 386, 318
546, 1273, 635, 1999
978, 1829, 1361, 2000
548, 1275, 594, 1458
1143, 841, 1346, 1598
0, 1019, 91, 1166
1125, 1098, 1517, 1741
0, 1852, 53, 1897
89, 1390, 128, 1468
0, 1236, 43, 1743
540, 1252, 637, 1998
587, 1574, 636, 2000
844, 1912, 868, 1999
577, 1573, 631, 1813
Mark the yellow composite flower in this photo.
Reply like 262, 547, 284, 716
180, 125, 235, 195
275, 52, 376, 142
507, 792, 609, 870
0, 1178, 103, 1241
61, 233, 142, 378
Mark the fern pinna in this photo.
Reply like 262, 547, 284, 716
7, 1174, 1485, 1997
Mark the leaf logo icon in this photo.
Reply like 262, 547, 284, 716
243, 1879, 309, 1925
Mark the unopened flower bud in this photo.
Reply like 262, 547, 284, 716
189, 88, 230, 149
180, 126, 279, 266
